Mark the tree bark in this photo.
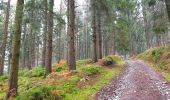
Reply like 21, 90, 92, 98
21, 23, 27, 69
142, 2, 151, 49
165, 0, 170, 22
45, 0, 54, 75
6, 0, 24, 98
41, 0, 48, 67
92, 0, 97, 62
0, 0, 11, 75
97, 11, 102, 59
68, 0, 76, 70
58, 0, 63, 63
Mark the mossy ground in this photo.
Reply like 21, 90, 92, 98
0, 55, 124, 100
136, 45, 170, 82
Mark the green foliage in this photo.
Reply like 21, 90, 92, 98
61, 75, 79, 92
163, 72, 170, 81
149, 0, 156, 7
19, 67, 45, 77
103, 55, 124, 65
0, 56, 124, 100
18, 70, 30, 77
151, 48, 162, 62
0, 74, 8, 81
53, 63, 68, 73
30, 67, 45, 77
55, 67, 63, 72
76, 59, 92, 68
80, 66, 102, 75
16, 85, 56, 100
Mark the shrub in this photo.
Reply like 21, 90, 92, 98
18, 70, 30, 77
151, 48, 162, 62
18, 67, 45, 77
81, 66, 101, 75
16, 85, 56, 100
29, 67, 45, 77
103, 56, 114, 66
0, 74, 8, 81
55, 67, 63, 72
53, 63, 68, 73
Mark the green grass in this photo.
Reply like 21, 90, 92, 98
162, 72, 170, 81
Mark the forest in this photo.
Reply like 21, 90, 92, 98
0, 0, 170, 100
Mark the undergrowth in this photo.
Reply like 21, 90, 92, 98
0, 55, 124, 100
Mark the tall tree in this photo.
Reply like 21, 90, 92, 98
165, 0, 170, 21
41, 0, 48, 67
67, 0, 76, 70
6, 0, 24, 98
28, 0, 35, 69
142, 1, 151, 49
57, 0, 64, 63
91, 0, 97, 62
45, 0, 54, 75
97, 3, 102, 59
0, 0, 11, 75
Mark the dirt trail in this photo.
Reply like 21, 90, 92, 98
95, 60, 170, 100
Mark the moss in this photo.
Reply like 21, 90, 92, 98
162, 72, 170, 81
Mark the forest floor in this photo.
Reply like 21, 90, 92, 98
0, 55, 124, 100
95, 60, 170, 100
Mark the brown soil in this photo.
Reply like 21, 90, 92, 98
95, 60, 170, 100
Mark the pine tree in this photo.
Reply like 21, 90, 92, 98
45, 0, 54, 75
6, 0, 24, 98
67, 0, 76, 70
0, 0, 11, 75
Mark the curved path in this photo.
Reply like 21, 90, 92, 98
95, 60, 170, 100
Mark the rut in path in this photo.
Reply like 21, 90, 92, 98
95, 60, 170, 100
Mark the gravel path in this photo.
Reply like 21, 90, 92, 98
95, 60, 170, 100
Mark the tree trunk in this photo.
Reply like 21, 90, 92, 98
165, 0, 170, 21
68, 0, 76, 70
7, 32, 13, 74
97, 12, 102, 59
21, 23, 27, 69
6, 0, 24, 98
41, 0, 48, 67
0, 0, 11, 75
28, 24, 32, 69
58, 0, 63, 63
142, 2, 151, 49
156, 34, 161, 47
45, 0, 54, 75
92, 0, 97, 62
